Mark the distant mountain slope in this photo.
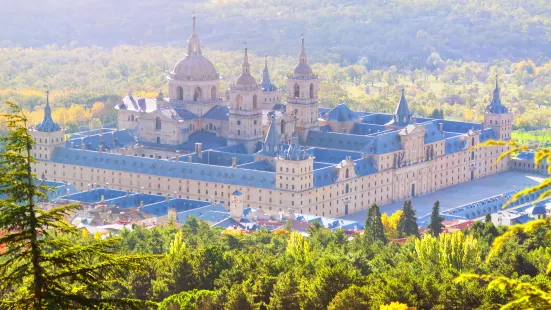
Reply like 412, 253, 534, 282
2, 0, 551, 67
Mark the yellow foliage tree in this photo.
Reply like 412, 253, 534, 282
380, 301, 415, 310
381, 210, 403, 239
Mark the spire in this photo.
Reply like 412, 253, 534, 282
192, 12, 196, 35
187, 13, 201, 55
261, 54, 276, 92
242, 42, 250, 75
486, 73, 508, 114
390, 88, 412, 126
36, 89, 61, 132
261, 112, 281, 155
299, 34, 307, 64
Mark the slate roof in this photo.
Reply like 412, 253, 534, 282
237, 160, 275, 172
213, 144, 248, 154
313, 166, 338, 187
514, 151, 535, 161
67, 129, 137, 151
479, 128, 497, 142
202, 105, 229, 120
260, 56, 277, 92
61, 188, 127, 203
181, 131, 227, 150
441, 120, 482, 134
257, 113, 282, 157
117, 96, 158, 112
421, 120, 446, 144
171, 107, 198, 120
362, 113, 394, 125
305, 148, 361, 164
350, 123, 387, 135
325, 104, 361, 122
486, 76, 509, 114
445, 135, 467, 155
190, 150, 254, 167
305, 131, 374, 152
50, 148, 277, 189
140, 198, 211, 216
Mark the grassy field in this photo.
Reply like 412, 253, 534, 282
512, 129, 551, 145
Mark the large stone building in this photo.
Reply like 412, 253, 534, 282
31, 16, 514, 218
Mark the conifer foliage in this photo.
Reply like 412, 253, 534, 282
364, 203, 387, 244
0, 102, 151, 309
429, 200, 445, 237
397, 200, 420, 238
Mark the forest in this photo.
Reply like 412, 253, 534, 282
3, 0, 551, 67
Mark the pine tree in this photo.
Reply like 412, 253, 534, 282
397, 200, 420, 238
429, 200, 445, 237
364, 203, 387, 243
485, 213, 492, 223
0, 102, 151, 309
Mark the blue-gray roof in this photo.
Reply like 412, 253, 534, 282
260, 57, 277, 92
480, 128, 497, 142
67, 129, 136, 151
306, 131, 374, 152
421, 120, 446, 144
51, 148, 277, 189
362, 113, 393, 125
202, 105, 229, 120
172, 107, 198, 120
350, 123, 387, 135
305, 148, 361, 164
445, 135, 467, 155
353, 157, 379, 176
367, 130, 403, 154
117, 96, 157, 112
257, 114, 282, 157
514, 151, 535, 161
213, 144, 248, 154
441, 120, 482, 134
313, 166, 338, 187
237, 160, 275, 172
486, 76, 509, 114
61, 188, 127, 203
141, 198, 211, 216
325, 104, 361, 122
185, 150, 254, 167
181, 131, 227, 150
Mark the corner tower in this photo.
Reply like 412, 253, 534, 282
275, 132, 314, 192
484, 74, 512, 140
227, 45, 263, 153
285, 36, 319, 142
31, 90, 65, 161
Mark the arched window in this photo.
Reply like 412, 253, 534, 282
345, 168, 349, 178
193, 87, 202, 102
345, 184, 349, 193
211, 86, 216, 100
309, 83, 314, 98
156, 137, 161, 144
131, 115, 135, 122
471, 137, 475, 146
236, 95, 243, 110
155, 117, 162, 130
177, 86, 184, 100
253, 94, 258, 110
294, 84, 300, 98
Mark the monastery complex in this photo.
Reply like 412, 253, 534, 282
31, 16, 517, 218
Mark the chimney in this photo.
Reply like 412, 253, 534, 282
439, 122, 443, 133
100, 194, 105, 202
176, 156, 180, 162
195, 143, 202, 159
81, 143, 85, 151
232, 157, 237, 168
188, 155, 192, 163
66, 188, 70, 196
70, 142, 74, 148
166, 194, 170, 201
105, 183, 109, 189
98, 145, 103, 153
140, 201, 144, 208
125, 190, 129, 197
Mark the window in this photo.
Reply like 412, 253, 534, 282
130, 115, 135, 121
236, 95, 243, 110
156, 137, 161, 144
309, 83, 314, 98
155, 117, 162, 130
177, 86, 184, 100
294, 84, 300, 98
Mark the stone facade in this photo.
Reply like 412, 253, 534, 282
30, 16, 516, 218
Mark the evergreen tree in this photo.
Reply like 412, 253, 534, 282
268, 272, 300, 310
0, 102, 150, 309
397, 200, 420, 238
429, 200, 445, 237
485, 213, 492, 223
364, 203, 387, 243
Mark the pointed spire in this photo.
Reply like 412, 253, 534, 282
392, 88, 412, 126
261, 54, 276, 92
486, 73, 508, 114
263, 112, 281, 154
235, 41, 257, 87
493, 73, 500, 100
242, 42, 250, 74
36, 89, 61, 132
192, 12, 196, 35
187, 13, 201, 55
299, 34, 307, 64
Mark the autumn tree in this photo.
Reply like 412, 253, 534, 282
382, 210, 403, 239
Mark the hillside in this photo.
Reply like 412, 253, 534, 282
2, 0, 551, 67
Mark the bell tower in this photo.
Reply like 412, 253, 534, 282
285, 36, 319, 142
483, 74, 513, 140
227, 45, 263, 153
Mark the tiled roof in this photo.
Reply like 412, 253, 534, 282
362, 113, 394, 125
305, 148, 361, 164
306, 131, 374, 152
513, 151, 535, 161
181, 131, 227, 150
441, 120, 482, 134
421, 120, 446, 144
237, 160, 275, 172
35, 95, 61, 132
313, 166, 338, 187
117, 96, 158, 112
480, 128, 497, 142
444, 135, 467, 155
171, 106, 198, 120
50, 148, 277, 189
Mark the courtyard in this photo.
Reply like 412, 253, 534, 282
341, 170, 547, 222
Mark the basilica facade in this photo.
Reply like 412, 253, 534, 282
31, 16, 514, 218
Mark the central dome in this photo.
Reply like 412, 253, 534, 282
293, 63, 313, 76
171, 55, 219, 81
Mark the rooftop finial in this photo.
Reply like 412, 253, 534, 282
192, 12, 196, 35
495, 72, 499, 89
264, 54, 268, 69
